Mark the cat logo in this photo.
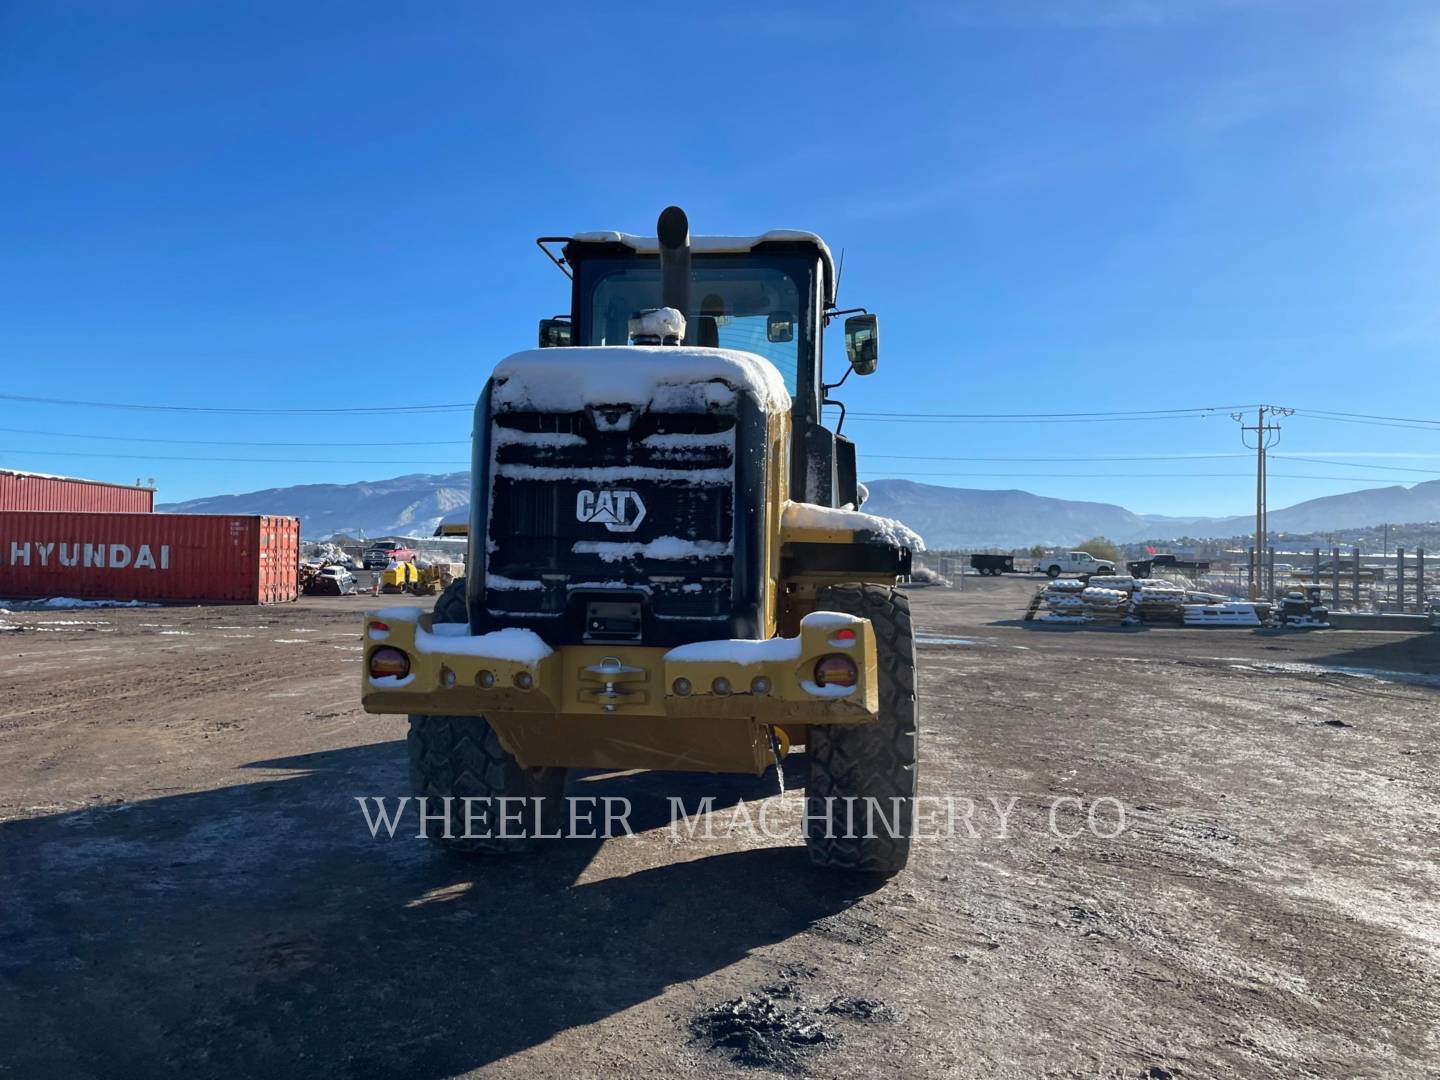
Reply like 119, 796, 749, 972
575, 489, 646, 533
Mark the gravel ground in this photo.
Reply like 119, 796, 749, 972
1, 577, 1436, 1079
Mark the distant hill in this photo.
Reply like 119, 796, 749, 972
158, 472, 471, 539
1251, 479, 1440, 534
859, 480, 1151, 549
159, 472, 1440, 548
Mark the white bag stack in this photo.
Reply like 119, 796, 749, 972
1133, 583, 1188, 624
1031, 578, 1090, 623
1081, 586, 1130, 625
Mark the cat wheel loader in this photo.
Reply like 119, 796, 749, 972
362, 206, 920, 874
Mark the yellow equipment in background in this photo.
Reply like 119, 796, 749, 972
410, 561, 462, 596
380, 562, 419, 593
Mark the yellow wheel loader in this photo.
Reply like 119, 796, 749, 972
362, 206, 920, 874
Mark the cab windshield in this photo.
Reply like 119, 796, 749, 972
574, 255, 813, 394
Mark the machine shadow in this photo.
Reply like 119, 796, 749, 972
0, 741, 873, 1079
1306, 630, 1440, 680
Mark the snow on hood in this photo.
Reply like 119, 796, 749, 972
492, 346, 791, 414
782, 500, 925, 551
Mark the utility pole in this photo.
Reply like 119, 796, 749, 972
1234, 406, 1291, 601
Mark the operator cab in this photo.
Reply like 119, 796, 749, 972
536, 212, 879, 509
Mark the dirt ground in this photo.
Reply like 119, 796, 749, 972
1, 576, 1436, 1079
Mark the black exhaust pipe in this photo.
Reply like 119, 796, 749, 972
657, 205, 691, 344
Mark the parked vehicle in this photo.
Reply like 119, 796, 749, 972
380, 561, 419, 593
1036, 551, 1116, 578
307, 565, 358, 596
1130, 554, 1212, 578
361, 205, 920, 874
409, 560, 462, 596
1152, 554, 1211, 572
363, 542, 416, 570
970, 553, 1016, 576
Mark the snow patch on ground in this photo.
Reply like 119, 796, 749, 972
1, 597, 160, 610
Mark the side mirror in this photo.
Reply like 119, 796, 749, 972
843, 313, 878, 375
538, 318, 572, 348
766, 311, 794, 343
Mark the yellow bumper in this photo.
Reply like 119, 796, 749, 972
360, 608, 879, 773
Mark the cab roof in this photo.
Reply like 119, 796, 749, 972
568, 230, 837, 306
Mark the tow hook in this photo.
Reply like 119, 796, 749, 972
581, 657, 647, 712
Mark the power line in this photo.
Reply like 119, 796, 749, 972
0, 448, 470, 466
6, 390, 1258, 423
1292, 413, 1440, 432
5, 448, 1420, 483
846, 405, 1256, 419
0, 393, 471, 416
1297, 408, 1440, 427
866, 452, 1248, 463
857, 471, 1425, 482
1271, 455, 1440, 475
0, 426, 469, 448
843, 414, 1236, 425
4, 428, 1434, 472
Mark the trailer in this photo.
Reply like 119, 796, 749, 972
970, 553, 1017, 576
1129, 555, 1213, 578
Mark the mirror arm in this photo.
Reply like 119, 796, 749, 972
822, 394, 848, 437
535, 237, 574, 280
822, 363, 853, 395
823, 305, 869, 328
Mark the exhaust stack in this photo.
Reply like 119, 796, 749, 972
657, 205, 691, 344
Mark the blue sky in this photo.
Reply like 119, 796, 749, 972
3, 0, 1438, 515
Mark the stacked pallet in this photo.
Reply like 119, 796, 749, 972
1081, 586, 1130, 625
1088, 575, 1141, 591
1032, 578, 1089, 623
1132, 582, 1188, 624
1183, 601, 1262, 627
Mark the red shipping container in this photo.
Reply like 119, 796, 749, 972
0, 513, 299, 605
0, 469, 155, 514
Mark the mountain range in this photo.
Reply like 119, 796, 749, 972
158, 472, 471, 540
158, 473, 1440, 549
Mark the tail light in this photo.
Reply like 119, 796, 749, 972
813, 654, 858, 688
369, 647, 410, 680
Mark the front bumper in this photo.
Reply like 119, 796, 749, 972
360, 608, 879, 772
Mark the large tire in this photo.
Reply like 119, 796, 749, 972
433, 576, 468, 624
407, 577, 567, 856
805, 584, 919, 875
1046, 565, 1062, 578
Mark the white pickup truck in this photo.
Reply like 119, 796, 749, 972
1036, 551, 1117, 578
